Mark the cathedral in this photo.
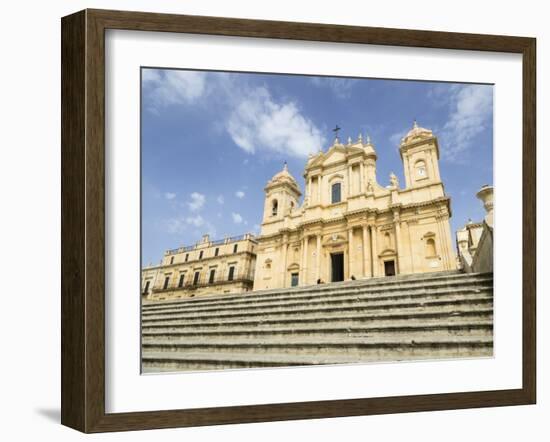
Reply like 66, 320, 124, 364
142, 121, 458, 300
252, 121, 456, 291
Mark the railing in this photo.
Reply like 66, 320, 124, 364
166, 245, 194, 255
165, 234, 256, 256
152, 271, 255, 293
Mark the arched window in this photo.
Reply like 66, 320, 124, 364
331, 182, 342, 204
426, 238, 436, 257
271, 199, 278, 216
415, 160, 427, 179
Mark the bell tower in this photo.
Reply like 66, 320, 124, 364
399, 121, 442, 189
262, 162, 302, 223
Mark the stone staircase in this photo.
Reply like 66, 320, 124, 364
141, 270, 493, 372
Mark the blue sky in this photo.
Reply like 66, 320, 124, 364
141, 68, 493, 266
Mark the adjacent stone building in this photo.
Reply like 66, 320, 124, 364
456, 185, 494, 273
253, 122, 456, 291
142, 233, 257, 301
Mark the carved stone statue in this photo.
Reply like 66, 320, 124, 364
389, 172, 399, 188
366, 179, 374, 194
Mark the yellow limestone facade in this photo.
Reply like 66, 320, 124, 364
253, 122, 456, 291
142, 234, 257, 301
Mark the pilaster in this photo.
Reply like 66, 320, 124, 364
362, 224, 370, 277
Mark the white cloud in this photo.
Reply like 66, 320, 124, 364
185, 214, 205, 227
310, 77, 356, 98
143, 70, 325, 158
142, 70, 326, 158
226, 87, 325, 158
216, 195, 224, 204
164, 192, 176, 200
144, 69, 207, 109
165, 218, 185, 234
187, 192, 205, 212
235, 191, 245, 199
231, 212, 244, 224
165, 214, 204, 234
164, 214, 214, 234
437, 84, 493, 162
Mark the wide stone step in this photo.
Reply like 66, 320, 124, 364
142, 315, 493, 333
142, 286, 492, 318
142, 343, 493, 372
141, 296, 493, 324
142, 277, 493, 313
142, 337, 493, 369
141, 352, 345, 372
142, 307, 493, 331
142, 320, 493, 341
142, 272, 492, 309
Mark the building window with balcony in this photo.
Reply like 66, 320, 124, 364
215, 247, 219, 256
331, 182, 342, 204
163, 276, 170, 290
178, 274, 185, 288
228, 266, 235, 281
209, 269, 216, 283
233, 244, 238, 253
193, 271, 200, 285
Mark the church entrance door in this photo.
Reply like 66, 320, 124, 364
331, 253, 344, 282
384, 260, 396, 276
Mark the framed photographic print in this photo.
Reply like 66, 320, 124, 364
61, 9, 536, 433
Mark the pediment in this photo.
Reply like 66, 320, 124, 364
307, 144, 374, 170
287, 262, 300, 271
321, 147, 347, 166
379, 248, 397, 257
322, 233, 348, 247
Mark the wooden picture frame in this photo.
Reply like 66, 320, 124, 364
61, 8, 536, 433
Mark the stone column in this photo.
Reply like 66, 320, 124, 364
347, 166, 352, 197
281, 240, 289, 288
362, 224, 370, 277
442, 216, 456, 270
370, 225, 378, 277
301, 235, 308, 285
437, 214, 454, 270
393, 214, 402, 275
348, 227, 354, 278
360, 162, 365, 194
403, 221, 415, 274
315, 234, 321, 281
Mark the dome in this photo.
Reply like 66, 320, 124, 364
402, 120, 433, 144
267, 162, 299, 189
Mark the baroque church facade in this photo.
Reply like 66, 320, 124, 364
252, 122, 456, 291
